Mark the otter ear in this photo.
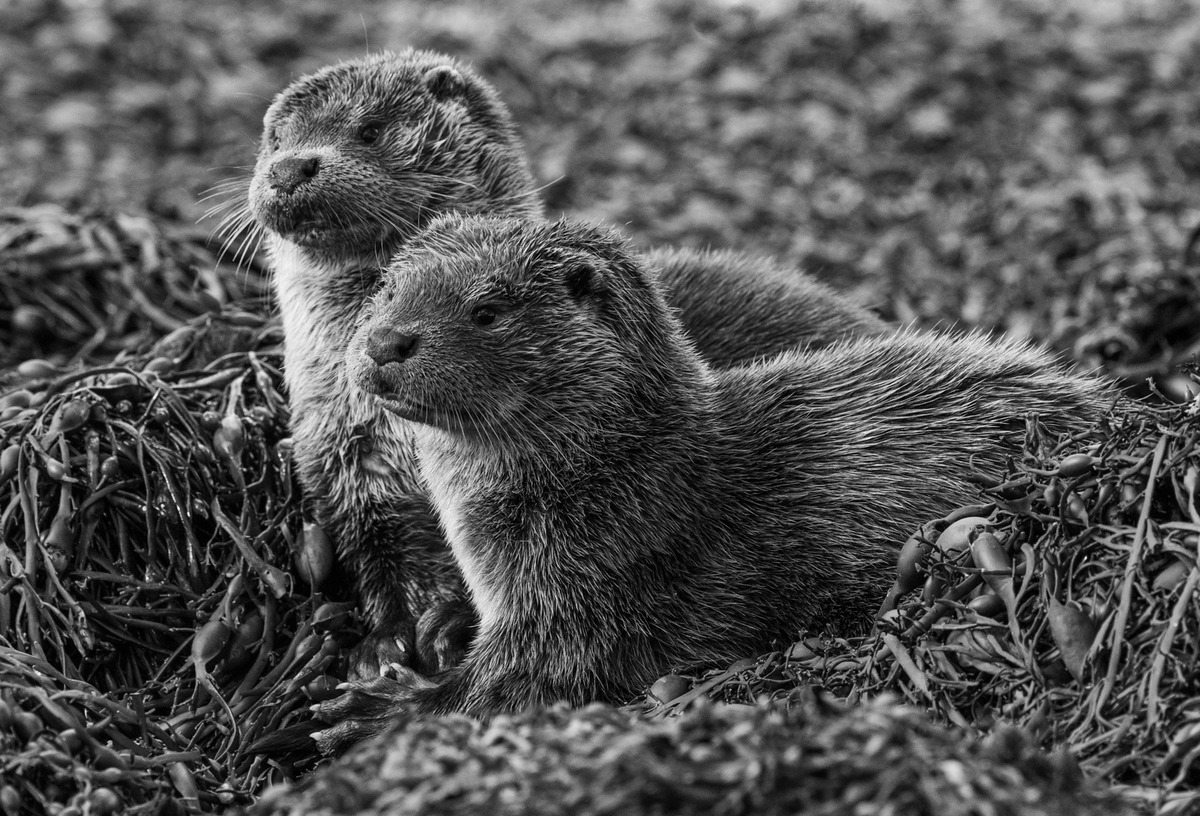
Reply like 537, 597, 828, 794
423, 66, 466, 101
563, 225, 649, 291
564, 261, 611, 301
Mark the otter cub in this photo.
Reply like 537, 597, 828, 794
312, 215, 1111, 749
245, 50, 885, 675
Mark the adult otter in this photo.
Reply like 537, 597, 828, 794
313, 214, 1111, 751
244, 50, 885, 674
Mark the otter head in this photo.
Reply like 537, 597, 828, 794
248, 49, 539, 269
349, 215, 688, 448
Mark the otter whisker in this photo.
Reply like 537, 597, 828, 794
226, 226, 262, 277
197, 175, 255, 203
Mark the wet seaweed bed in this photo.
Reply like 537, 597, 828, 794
2, 195, 1198, 816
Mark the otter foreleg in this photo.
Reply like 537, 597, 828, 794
339, 496, 476, 677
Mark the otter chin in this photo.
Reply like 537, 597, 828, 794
284, 224, 356, 249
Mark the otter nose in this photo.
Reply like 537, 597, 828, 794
366, 326, 421, 366
269, 155, 320, 193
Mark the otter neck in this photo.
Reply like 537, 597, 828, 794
270, 237, 387, 416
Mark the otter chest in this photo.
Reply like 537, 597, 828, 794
291, 393, 420, 512
419, 457, 519, 631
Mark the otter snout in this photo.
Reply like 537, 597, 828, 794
268, 155, 320, 193
365, 326, 421, 366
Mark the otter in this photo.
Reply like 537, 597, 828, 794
309, 214, 1113, 752
243, 50, 886, 675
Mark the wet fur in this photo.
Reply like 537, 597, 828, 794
650, 248, 885, 367
239, 50, 887, 672
327, 215, 1113, 740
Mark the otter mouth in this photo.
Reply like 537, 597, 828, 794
356, 368, 422, 418
255, 201, 391, 250
370, 393, 435, 424
369, 392, 489, 437
251, 178, 429, 255
264, 212, 356, 247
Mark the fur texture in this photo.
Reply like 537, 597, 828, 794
243, 50, 887, 674
649, 247, 885, 367
318, 215, 1114, 749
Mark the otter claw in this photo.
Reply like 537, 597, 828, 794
310, 677, 406, 754
311, 672, 436, 754
312, 719, 391, 756
380, 660, 409, 679
348, 627, 416, 680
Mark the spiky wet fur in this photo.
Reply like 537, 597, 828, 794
234, 49, 888, 672
338, 214, 1113, 728
650, 248, 885, 367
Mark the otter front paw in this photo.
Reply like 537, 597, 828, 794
311, 667, 435, 755
347, 620, 417, 680
415, 598, 478, 674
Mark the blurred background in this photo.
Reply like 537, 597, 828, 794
3, 0, 1200, 393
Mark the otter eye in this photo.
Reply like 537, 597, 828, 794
359, 123, 382, 144
471, 305, 498, 327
